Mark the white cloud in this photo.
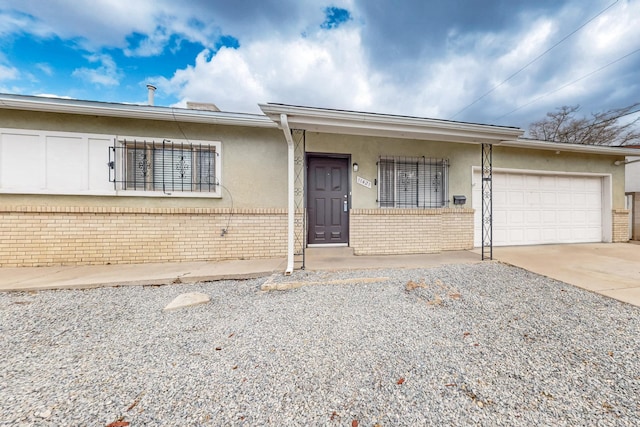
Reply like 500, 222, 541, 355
160, 25, 381, 114
0, 0, 637, 131
36, 63, 53, 76
0, 64, 19, 80
72, 54, 122, 86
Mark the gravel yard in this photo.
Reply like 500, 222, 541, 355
1, 262, 639, 426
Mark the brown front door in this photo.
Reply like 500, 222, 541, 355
307, 156, 349, 244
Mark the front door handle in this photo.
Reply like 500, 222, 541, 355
343, 200, 348, 212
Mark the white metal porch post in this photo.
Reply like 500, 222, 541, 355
280, 114, 295, 275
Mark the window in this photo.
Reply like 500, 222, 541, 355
110, 138, 221, 196
378, 156, 448, 208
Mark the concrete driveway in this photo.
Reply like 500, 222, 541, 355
491, 243, 640, 306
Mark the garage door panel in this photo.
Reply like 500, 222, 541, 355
493, 174, 508, 186
571, 210, 586, 223
557, 210, 573, 224
493, 229, 508, 243
586, 193, 600, 205
570, 178, 586, 190
585, 180, 601, 192
507, 229, 524, 243
556, 228, 571, 241
525, 191, 540, 205
557, 195, 572, 207
537, 228, 558, 243
508, 191, 524, 205
474, 171, 602, 247
540, 175, 556, 187
542, 211, 556, 223
581, 227, 601, 241
524, 211, 541, 225
524, 229, 541, 242
586, 211, 600, 222
572, 192, 586, 205
508, 210, 524, 224
494, 190, 508, 204
556, 178, 573, 190
541, 192, 557, 205
525, 175, 541, 188
494, 210, 508, 223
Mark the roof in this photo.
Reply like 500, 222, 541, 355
0, 93, 276, 128
260, 103, 639, 156
260, 103, 524, 144
0, 93, 637, 156
502, 138, 640, 156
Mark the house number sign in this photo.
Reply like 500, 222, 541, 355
356, 176, 372, 189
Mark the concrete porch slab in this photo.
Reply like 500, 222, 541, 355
303, 247, 482, 271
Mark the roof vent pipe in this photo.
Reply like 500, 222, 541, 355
146, 84, 157, 106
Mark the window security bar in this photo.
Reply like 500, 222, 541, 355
108, 140, 218, 192
377, 156, 449, 208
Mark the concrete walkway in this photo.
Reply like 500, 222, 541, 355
0, 258, 288, 291
0, 249, 481, 292
1, 243, 638, 308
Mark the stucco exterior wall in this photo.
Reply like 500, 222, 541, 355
0, 108, 630, 266
305, 132, 627, 210
305, 132, 477, 209
0, 110, 290, 266
0, 110, 288, 209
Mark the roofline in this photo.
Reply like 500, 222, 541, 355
499, 138, 638, 156
0, 93, 277, 128
259, 103, 524, 144
0, 94, 635, 156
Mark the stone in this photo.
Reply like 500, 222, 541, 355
163, 292, 210, 311
36, 409, 52, 419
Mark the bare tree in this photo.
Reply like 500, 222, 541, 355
528, 103, 640, 146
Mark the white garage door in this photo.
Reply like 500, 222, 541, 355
473, 171, 603, 246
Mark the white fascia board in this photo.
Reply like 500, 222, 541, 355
0, 94, 277, 128
259, 103, 524, 143
500, 139, 639, 156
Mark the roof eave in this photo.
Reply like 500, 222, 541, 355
259, 103, 524, 144
0, 94, 277, 128
500, 139, 637, 156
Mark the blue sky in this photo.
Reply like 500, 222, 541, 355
0, 0, 638, 134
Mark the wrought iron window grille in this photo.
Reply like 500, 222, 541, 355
109, 139, 219, 192
377, 156, 449, 208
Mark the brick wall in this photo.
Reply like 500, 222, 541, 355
612, 209, 630, 243
350, 208, 474, 255
0, 206, 287, 267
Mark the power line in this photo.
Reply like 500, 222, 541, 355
448, 0, 620, 120
495, 47, 640, 120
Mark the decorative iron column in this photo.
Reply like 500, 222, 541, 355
481, 143, 493, 260
292, 129, 306, 269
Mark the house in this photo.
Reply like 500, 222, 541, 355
0, 93, 634, 270
624, 145, 640, 240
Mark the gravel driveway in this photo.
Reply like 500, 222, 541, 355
1, 262, 639, 426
